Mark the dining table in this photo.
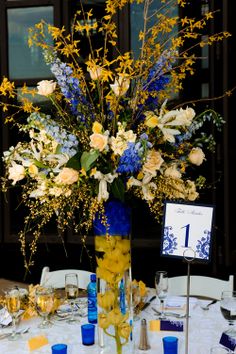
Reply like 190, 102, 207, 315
0, 288, 232, 354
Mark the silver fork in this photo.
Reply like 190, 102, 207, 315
0, 326, 30, 340
152, 307, 187, 318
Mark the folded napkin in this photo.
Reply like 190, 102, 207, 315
0, 307, 12, 327
149, 319, 184, 332
28, 335, 49, 351
220, 332, 236, 351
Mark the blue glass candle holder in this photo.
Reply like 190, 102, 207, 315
51, 343, 67, 354
162, 336, 178, 354
81, 323, 95, 345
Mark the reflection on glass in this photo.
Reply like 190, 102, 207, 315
7, 6, 54, 79
130, 0, 178, 59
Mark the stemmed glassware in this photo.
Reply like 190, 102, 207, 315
155, 271, 168, 319
35, 286, 54, 328
65, 273, 79, 323
5, 287, 21, 341
130, 284, 141, 321
220, 291, 236, 336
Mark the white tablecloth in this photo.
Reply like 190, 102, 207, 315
0, 294, 230, 354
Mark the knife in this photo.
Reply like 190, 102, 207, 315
140, 296, 156, 311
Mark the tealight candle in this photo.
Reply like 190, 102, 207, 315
51, 343, 67, 354
81, 323, 95, 345
162, 336, 178, 354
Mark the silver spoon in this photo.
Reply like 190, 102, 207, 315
200, 299, 217, 310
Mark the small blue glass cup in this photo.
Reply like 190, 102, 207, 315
81, 323, 95, 345
162, 336, 178, 354
51, 343, 67, 354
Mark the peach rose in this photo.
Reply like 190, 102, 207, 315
37, 80, 56, 96
55, 167, 79, 185
143, 150, 164, 176
188, 147, 205, 166
90, 133, 108, 152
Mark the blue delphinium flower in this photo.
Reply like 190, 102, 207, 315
50, 58, 88, 121
117, 142, 143, 174
27, 112, 79, 157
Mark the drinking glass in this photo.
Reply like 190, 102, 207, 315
35, 286, 54, 328
65, 273, 79, 323
210, 345, 233, 353
5, 287, 21, 341
220, 291, 236, 336
155, 271, 168, 319
131, 284, 141, 321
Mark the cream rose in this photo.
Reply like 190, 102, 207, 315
164, 164, 182, 179
143, 150, 164, 176
90, 133, 108, 152
188, 147, 205, 166
55, 167, 79, 185
8, 162, 25, 185
37, 80, 56, 96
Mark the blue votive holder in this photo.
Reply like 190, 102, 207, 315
51, 343, 67, 354
81, 323, 95, 345
162, 336, 178, 354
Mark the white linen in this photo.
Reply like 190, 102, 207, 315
0, 297, 229, 354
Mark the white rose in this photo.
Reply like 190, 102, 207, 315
175, 107, 196, 126
90, 133, 108, 152
37, 80, 56, 96
55, 167, 79, 185
188, 147, 205, 166
164, 165, 182, 179
110, 75, 130, 96
8, 162, 25, 185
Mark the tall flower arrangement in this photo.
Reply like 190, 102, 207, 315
0, 0, 228, 271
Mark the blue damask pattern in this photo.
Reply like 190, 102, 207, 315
162, 226, 178, 254
195, 230, 211, 259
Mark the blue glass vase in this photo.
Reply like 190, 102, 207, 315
94, 199, 133, 354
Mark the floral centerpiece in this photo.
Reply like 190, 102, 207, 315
0, 0, 229, 352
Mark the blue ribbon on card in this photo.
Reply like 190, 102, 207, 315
219, 332, 236, 351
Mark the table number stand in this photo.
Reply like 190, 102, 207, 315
183, 249, 196, 354
161, 202, 214, 354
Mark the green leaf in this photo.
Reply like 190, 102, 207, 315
33, 160, 49, 169
66, 152, 81, 171
81, 150, 99, 172
110, 177, 125, 202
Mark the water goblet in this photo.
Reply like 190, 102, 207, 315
65, 273, 79, 323
155, 271, 168, 319
35, 286, 54, 328
220, 291, 236, 337
5, 287, 21, 341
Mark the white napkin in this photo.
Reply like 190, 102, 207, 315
0, 307, 12, 326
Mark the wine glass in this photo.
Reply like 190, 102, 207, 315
65, 273, 79, 323
5, 287, 21, 341
131, 284, 141, 321
220, 291, 236, 336
35, 286, 54, 328
155, 271, 168, 319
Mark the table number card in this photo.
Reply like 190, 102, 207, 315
161, 201, 214, 262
